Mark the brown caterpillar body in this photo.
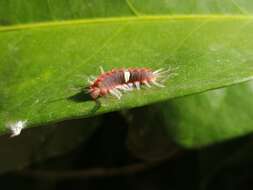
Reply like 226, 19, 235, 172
88, 67, 169, 100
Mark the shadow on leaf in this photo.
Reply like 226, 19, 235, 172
67, 89, 101, 115
67, 89, 92, 102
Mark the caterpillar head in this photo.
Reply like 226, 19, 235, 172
89, 87, 100, 99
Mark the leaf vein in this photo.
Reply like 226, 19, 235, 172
125, 0, 142, 16
1, 15, 252, 33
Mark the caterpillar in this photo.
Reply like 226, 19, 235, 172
87, 67, 171, 100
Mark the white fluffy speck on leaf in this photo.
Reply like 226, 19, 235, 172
6, 120, 27, 137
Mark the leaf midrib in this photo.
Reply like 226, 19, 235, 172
0, 14, 252, 32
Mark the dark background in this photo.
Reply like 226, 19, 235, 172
1, 106, 253, 190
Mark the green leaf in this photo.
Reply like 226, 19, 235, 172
162, 81, 253, 148
1, 1, 253, 135
1, 0, 253, 25
0, 0, 134, 25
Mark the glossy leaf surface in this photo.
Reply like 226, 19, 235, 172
1, 1, 253, 135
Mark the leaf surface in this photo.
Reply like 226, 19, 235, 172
1, 1, 253, 134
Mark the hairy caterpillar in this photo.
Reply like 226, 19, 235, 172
88, 67, 171, 100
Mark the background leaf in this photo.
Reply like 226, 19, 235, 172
0, 117, 99, 173
123, 81, 253, 149
162, 80, 253, 148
